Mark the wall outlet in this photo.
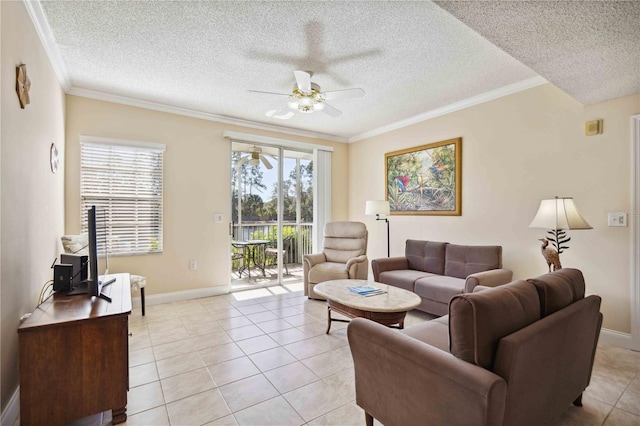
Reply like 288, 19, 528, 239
607, 212, 627, 227
214, 213, 223, 223
189, 260, 197, 271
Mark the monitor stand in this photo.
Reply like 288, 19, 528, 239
97, 277, 117, 303
66, 281, 89, 296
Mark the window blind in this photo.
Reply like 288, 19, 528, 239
80, 138, 165, 256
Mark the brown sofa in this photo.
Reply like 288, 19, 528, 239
348, 268, 602, 426
372, 240, 513, 316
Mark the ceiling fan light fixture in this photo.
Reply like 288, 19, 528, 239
287, 86, 325, 113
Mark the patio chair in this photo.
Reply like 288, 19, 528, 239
265, 235, 293, 274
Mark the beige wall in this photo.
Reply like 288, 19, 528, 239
1, 1, 65, 412
350, 84, 640, 333
65, 96, 347, 296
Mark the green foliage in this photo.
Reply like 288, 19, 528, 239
387, 144, 457, 212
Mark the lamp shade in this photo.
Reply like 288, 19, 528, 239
366, 200, 390, 216
529, 197, 592, 230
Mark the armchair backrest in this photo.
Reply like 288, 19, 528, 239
322, 221, 367, 263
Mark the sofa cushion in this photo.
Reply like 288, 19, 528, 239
414, 275, 465, 304
405, 240, 447, 274
308, 262, 350, 283
527, 268, 586, 317
449, 280, 540, 369
401, 320, 449, 352
378, 269, 434, 292
444, 244, 502, 279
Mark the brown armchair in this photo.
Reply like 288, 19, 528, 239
303, 221, 368, 299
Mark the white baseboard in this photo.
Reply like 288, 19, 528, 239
599, 327, 638, 351
131, 285, 229, 308
1, 386, 19, 426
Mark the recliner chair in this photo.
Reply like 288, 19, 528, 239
303, 221, 368, 299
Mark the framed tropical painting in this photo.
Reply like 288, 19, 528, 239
385, 137, 461, 215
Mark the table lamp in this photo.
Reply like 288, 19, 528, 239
366, 200, 391, 257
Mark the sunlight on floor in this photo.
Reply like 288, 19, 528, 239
231, 284, 300, 301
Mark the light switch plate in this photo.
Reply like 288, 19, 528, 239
607, 212, 627, 227
214, 213, 223, 223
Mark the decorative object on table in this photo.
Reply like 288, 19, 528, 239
385, 137, 461, 215
538, 237, 562, 272
50, 143, 59, 173
529, 196, 592, 265
348, 285, 387, 296
16, 64, 31, 109
365, 200, 390, 257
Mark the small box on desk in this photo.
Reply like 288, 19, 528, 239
60, 253, 88, 287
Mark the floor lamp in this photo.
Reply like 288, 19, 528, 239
366, 200, 390, 257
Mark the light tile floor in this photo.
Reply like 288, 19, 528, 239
51, 285, 640, 425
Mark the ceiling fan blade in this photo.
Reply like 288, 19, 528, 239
320, 103, 342, 117
294, 70, 312, 93
248, 90, 289, 97
236, 155, 249, 169
260, 155, 273, 169
323, 88, 365, 100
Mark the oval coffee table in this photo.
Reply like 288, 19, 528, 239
313, 279, 421, 334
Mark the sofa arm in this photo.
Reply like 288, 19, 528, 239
371, 256, 409, 281
346, 255, 368, 279
348, 318, 507, 426
465, 268, 513, 293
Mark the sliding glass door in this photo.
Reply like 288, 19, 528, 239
230, 141, 313, 290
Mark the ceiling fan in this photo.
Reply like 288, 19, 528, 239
236, 146, 274, 169
249, 70, 365, 119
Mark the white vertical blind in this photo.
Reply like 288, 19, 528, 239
80, 137, 165, 255
313, 148, 332, 253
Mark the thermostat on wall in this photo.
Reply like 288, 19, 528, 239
585, 119, 603, 136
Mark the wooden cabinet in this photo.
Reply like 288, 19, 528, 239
18, 274, 131, 426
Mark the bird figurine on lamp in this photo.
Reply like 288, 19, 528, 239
538, 237, 562, 272
529, 196, 592, 271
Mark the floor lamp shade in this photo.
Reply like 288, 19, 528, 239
365, 200, 390, 216
529, 197, 592, 230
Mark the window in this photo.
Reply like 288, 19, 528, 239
80, 136, 165, 255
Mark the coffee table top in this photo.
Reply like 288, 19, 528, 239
313, 279, 421, 313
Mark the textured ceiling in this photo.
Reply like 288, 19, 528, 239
34, 1, 638, 141
435, 1, 640, 105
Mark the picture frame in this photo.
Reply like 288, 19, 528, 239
385, 137, 461, 215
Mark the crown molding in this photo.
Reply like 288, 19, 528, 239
67, 87, 348, 143
25, 0, 545, 146
24, 0, 71, 91
348, 76, 548, 143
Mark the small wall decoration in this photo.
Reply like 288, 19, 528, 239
16, 64, 31, 109
385, 137, 461, 215
50, 143, 59, 173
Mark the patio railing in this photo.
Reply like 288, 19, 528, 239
232, 223, 313, 264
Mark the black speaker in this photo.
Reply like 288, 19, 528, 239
53, 264, 73, 292
60, 254, 88, 287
